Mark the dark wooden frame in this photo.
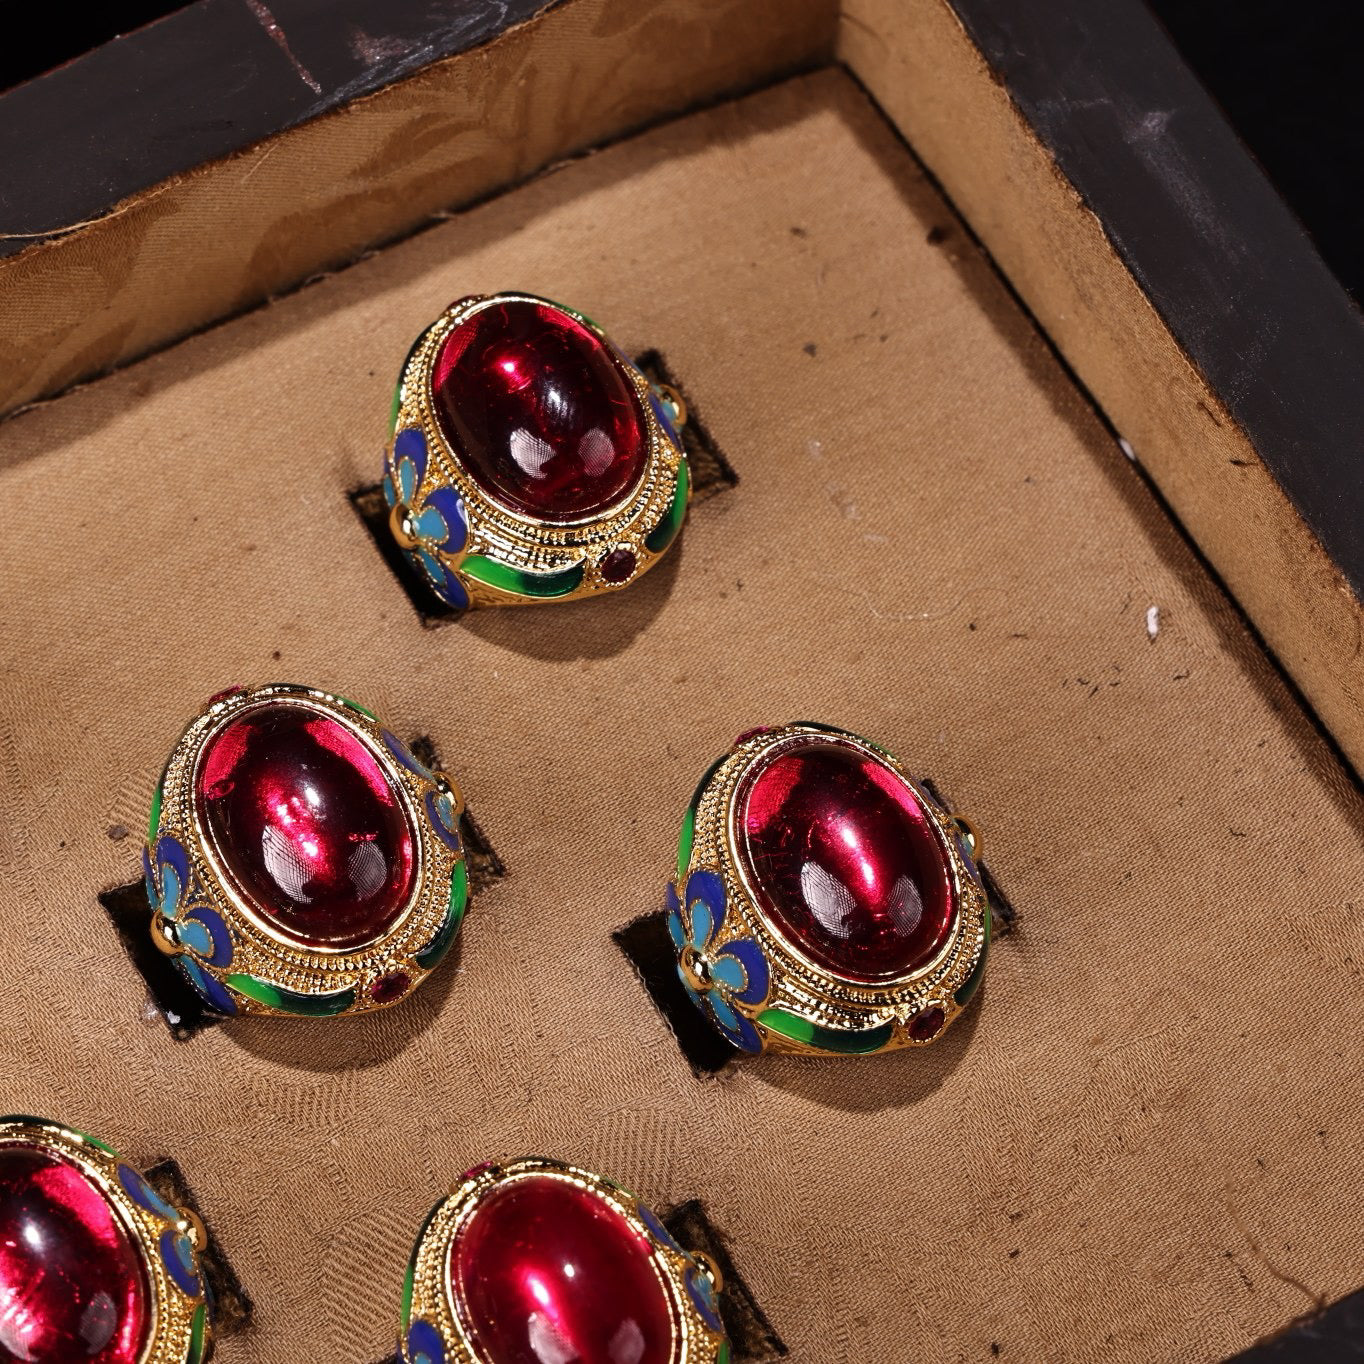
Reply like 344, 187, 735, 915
0, 0, 559, 255
947, 0, 1364, 606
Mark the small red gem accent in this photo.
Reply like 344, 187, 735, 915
207, 686, 245, 706
431, 300, 646, 522
450, 1175, 676, 1364
599, 548, 637, 583
0, 1146, 152, 1364
909, 1005, 947, 1041
196, 702, 416, 950
737, 738, 957, 982
733, 726, 772, 746
370, 971, 411, 1005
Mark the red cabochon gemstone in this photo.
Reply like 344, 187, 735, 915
450, 1175, 676, 1364
0, 1146, 151, 1364
431, 300, 647, 522
196, 703, 416, 950
737, 739, 956, 982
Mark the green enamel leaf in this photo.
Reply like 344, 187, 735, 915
185, 1304, 207, 1364
757, 1008, 893, 1055
675, 751, 728, 879
414, 862, 468, 970
400, 1258, 415, 1331
716, 1342, 732, 1364
225, 974, 356, 1017
954, 902, 991, 1007
676, 806, 696, 881
675, 750, 729, 880
644, 459, 690, 554
400, 1198, 444, 1332
73, 1127, 118, 1155
148, 783, 163, 842
338, 696, 377, 719
461, 555, 585, 599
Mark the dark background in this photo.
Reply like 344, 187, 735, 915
1145, 0, 1363, 302
0, 1, 185, 91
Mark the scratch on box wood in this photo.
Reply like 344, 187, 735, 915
243, 0, 323, 94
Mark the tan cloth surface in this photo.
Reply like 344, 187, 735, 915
0, 69, 1360, 1363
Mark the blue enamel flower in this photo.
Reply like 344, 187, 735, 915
648, 386, 684, 448
384, 427, 470, 610
666, 869, 770, 1054
405, 1318, 445, 1364
144, 833, 237, 1015
686, 1259, 724, 1333
117, 1163, 203, 1298
638, 1201, 682, 1253
638, 1202, 727, 1337
380, 730, 463, 853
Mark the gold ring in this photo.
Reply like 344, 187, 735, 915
0, 1115, 213, 1364
382, 292, 691, 609
665, 722, 989, 1056
400, 1156, 729, 1363
145, 683, 468, 1018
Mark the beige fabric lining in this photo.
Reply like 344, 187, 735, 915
0, 70, 1360, 1363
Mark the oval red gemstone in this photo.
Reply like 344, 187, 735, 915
431, 300, 646, 522
0, 1146, 151, 1364
736, 738, 956, 982
450, 1174, 676, 1364
196, 702, 416, 950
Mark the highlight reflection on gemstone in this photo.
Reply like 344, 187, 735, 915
449, 1175, 676, 1364
736, 739, 956, 981
431, 300, 647, 522
196, 703, 416, 950
0, 1147, 151, 1364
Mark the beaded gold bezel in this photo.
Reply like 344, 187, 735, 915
385, 291, 691, 609
400, 1156, 730, 1364
0, 1116, 212, 1364
669, 722, 990, 1056
146, 683, 468, 1019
